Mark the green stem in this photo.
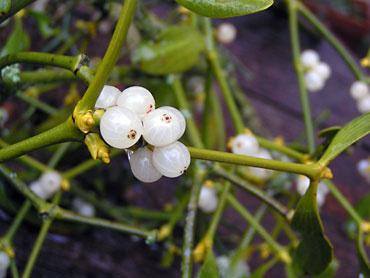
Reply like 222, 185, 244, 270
213, 166, 291, 220
226, 194, 285, 255
16, 92, 58, 115
298, 3, 365, 80
203, 18, 244, 134
286, 0, 315, 154
211, 88, 226, 151
47, 142, 72, 168
10, 258, 20, 278
323, 179, 362, 225
181, 165, 206, 278
22, 191, 62, 278
0, 118, 82, 163
256, 137, 306, 162
202, 65, 214, 149
166, 192, 190, 236
75, 0, 138, 112
171, 75, 204, 148
188, 147, 321, 180
0, 0, 36, 23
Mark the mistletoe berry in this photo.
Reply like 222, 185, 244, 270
350, 81, 369, 100
198, 185, 218, 213
94, 85, 121, 110
129, 146, 162, 183
232, 134, 259, 157
300, 49, 320, 68
216, 22, 237, 44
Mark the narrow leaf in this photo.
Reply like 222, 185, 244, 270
0, 17, 30, 57
319, 113, 370, 167
0, 0, 11, 15
199, 249, 219, 278
132, 25, 205, 75
175, 0, 273, 18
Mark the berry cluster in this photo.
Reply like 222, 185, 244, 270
30, 171, 62, 200
301, 49, 331, 93
357, 158, 370, 183
350, 81, 370, 114
216, 22, 237, 44
97, 86, 191, 183
296, 175, 329, 207
198, 181, 219, 213
231, 133, 273, 179
0, 252, 10, 278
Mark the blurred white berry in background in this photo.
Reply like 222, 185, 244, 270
0, 251, 10, 278
198, 184, 218, 213
314, 62, 331, 80
231, 133, 259, 157
30, 171, 62, 200
116, 86, 155, 119
301, 49, 320, 68
129, 147, 162, 183
72, 198, 95, 217
350, 81, 369, 101
152, 141, 191, 178
357, 158, 370, 183
94, 85, 121, 110
296, 175, 329, 207
249, 149, 274, 179
304, 70, 325, 93
216, 22, 237, 44
357, 96, 370, 114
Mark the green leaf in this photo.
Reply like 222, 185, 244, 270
0, 0, 11, 15
313, 258, 339, 278
318, 113, 370, 167
293, 234, 333, 275
199, 249, 219, 278
0, 17, 30, 57
317, 126, 341, 139
132, 25, 205, 75
175, 0, 273, 18
291, 182, 333, 275
358, 231, 370, 277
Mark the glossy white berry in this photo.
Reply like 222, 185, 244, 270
198, 186, 218, 213
129, 147, 162, 183
30, 181, 49, 199
0, 252, 10, 276
314, 62, 331, 80
39, 171, 62, 197
350, 81, 369, 100
300, 49, 320, 68
296, 175, 328, 207
357, 159, 370, 182
216, 23, 237, 44
142, 108, 181, 147
116, 86, 155, 119
72, 198, 95, 217
249, 149, 273, 179
161, 106, 186, 140
152, 141, 190, 178
304, 70, 324, 92
94, 85, 121, 110
232, 134, 259, 157
100, 106, 143, 149
357, 96, 370, 114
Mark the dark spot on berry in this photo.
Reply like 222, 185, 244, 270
162, 114, 172, 123
128, 130, 137, 139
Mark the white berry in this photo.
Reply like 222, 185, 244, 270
129, 147, 162, 183
142, 108, 182, 147
300, 49, 320, 68
30, 181, 49, 199
39, 171, 62, 197
249, 149, 273, 179
304, 70, 324, 92
314, 62, 331, 80
116, 86, 155, 119
100, 106, 143, 149
357, 96, 370, 114
216, 23, 237, 44
198, 186, 218, 213
152, 141, 190, 178
296, 175, 328, 207
72, 198, 95, 217
94, 85, 121, 110
232, 134, 259, 157
161, 106, 186, 140
350, 81, 369, 100
0, 252, 10, 276
357, 159, 370, 182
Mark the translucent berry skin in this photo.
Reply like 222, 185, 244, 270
100, 106, 143, 149
357, 96, 370, 114
94, 85, 121, 110
198, 186, 218, 213
350, 81, 369, 100
314, 62, 331, 80
249, 149, 273, 179
232, 134, 259, 157
152, 141, 191, 178
304, 70, 324, 92
300, 49, 320, 68
39, 171, 62, 197
142, 108, 181, 147
116, 86, 155, 119
161, 106, 186, 140
216, 22, 237, 44
129, 147, 162, 183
